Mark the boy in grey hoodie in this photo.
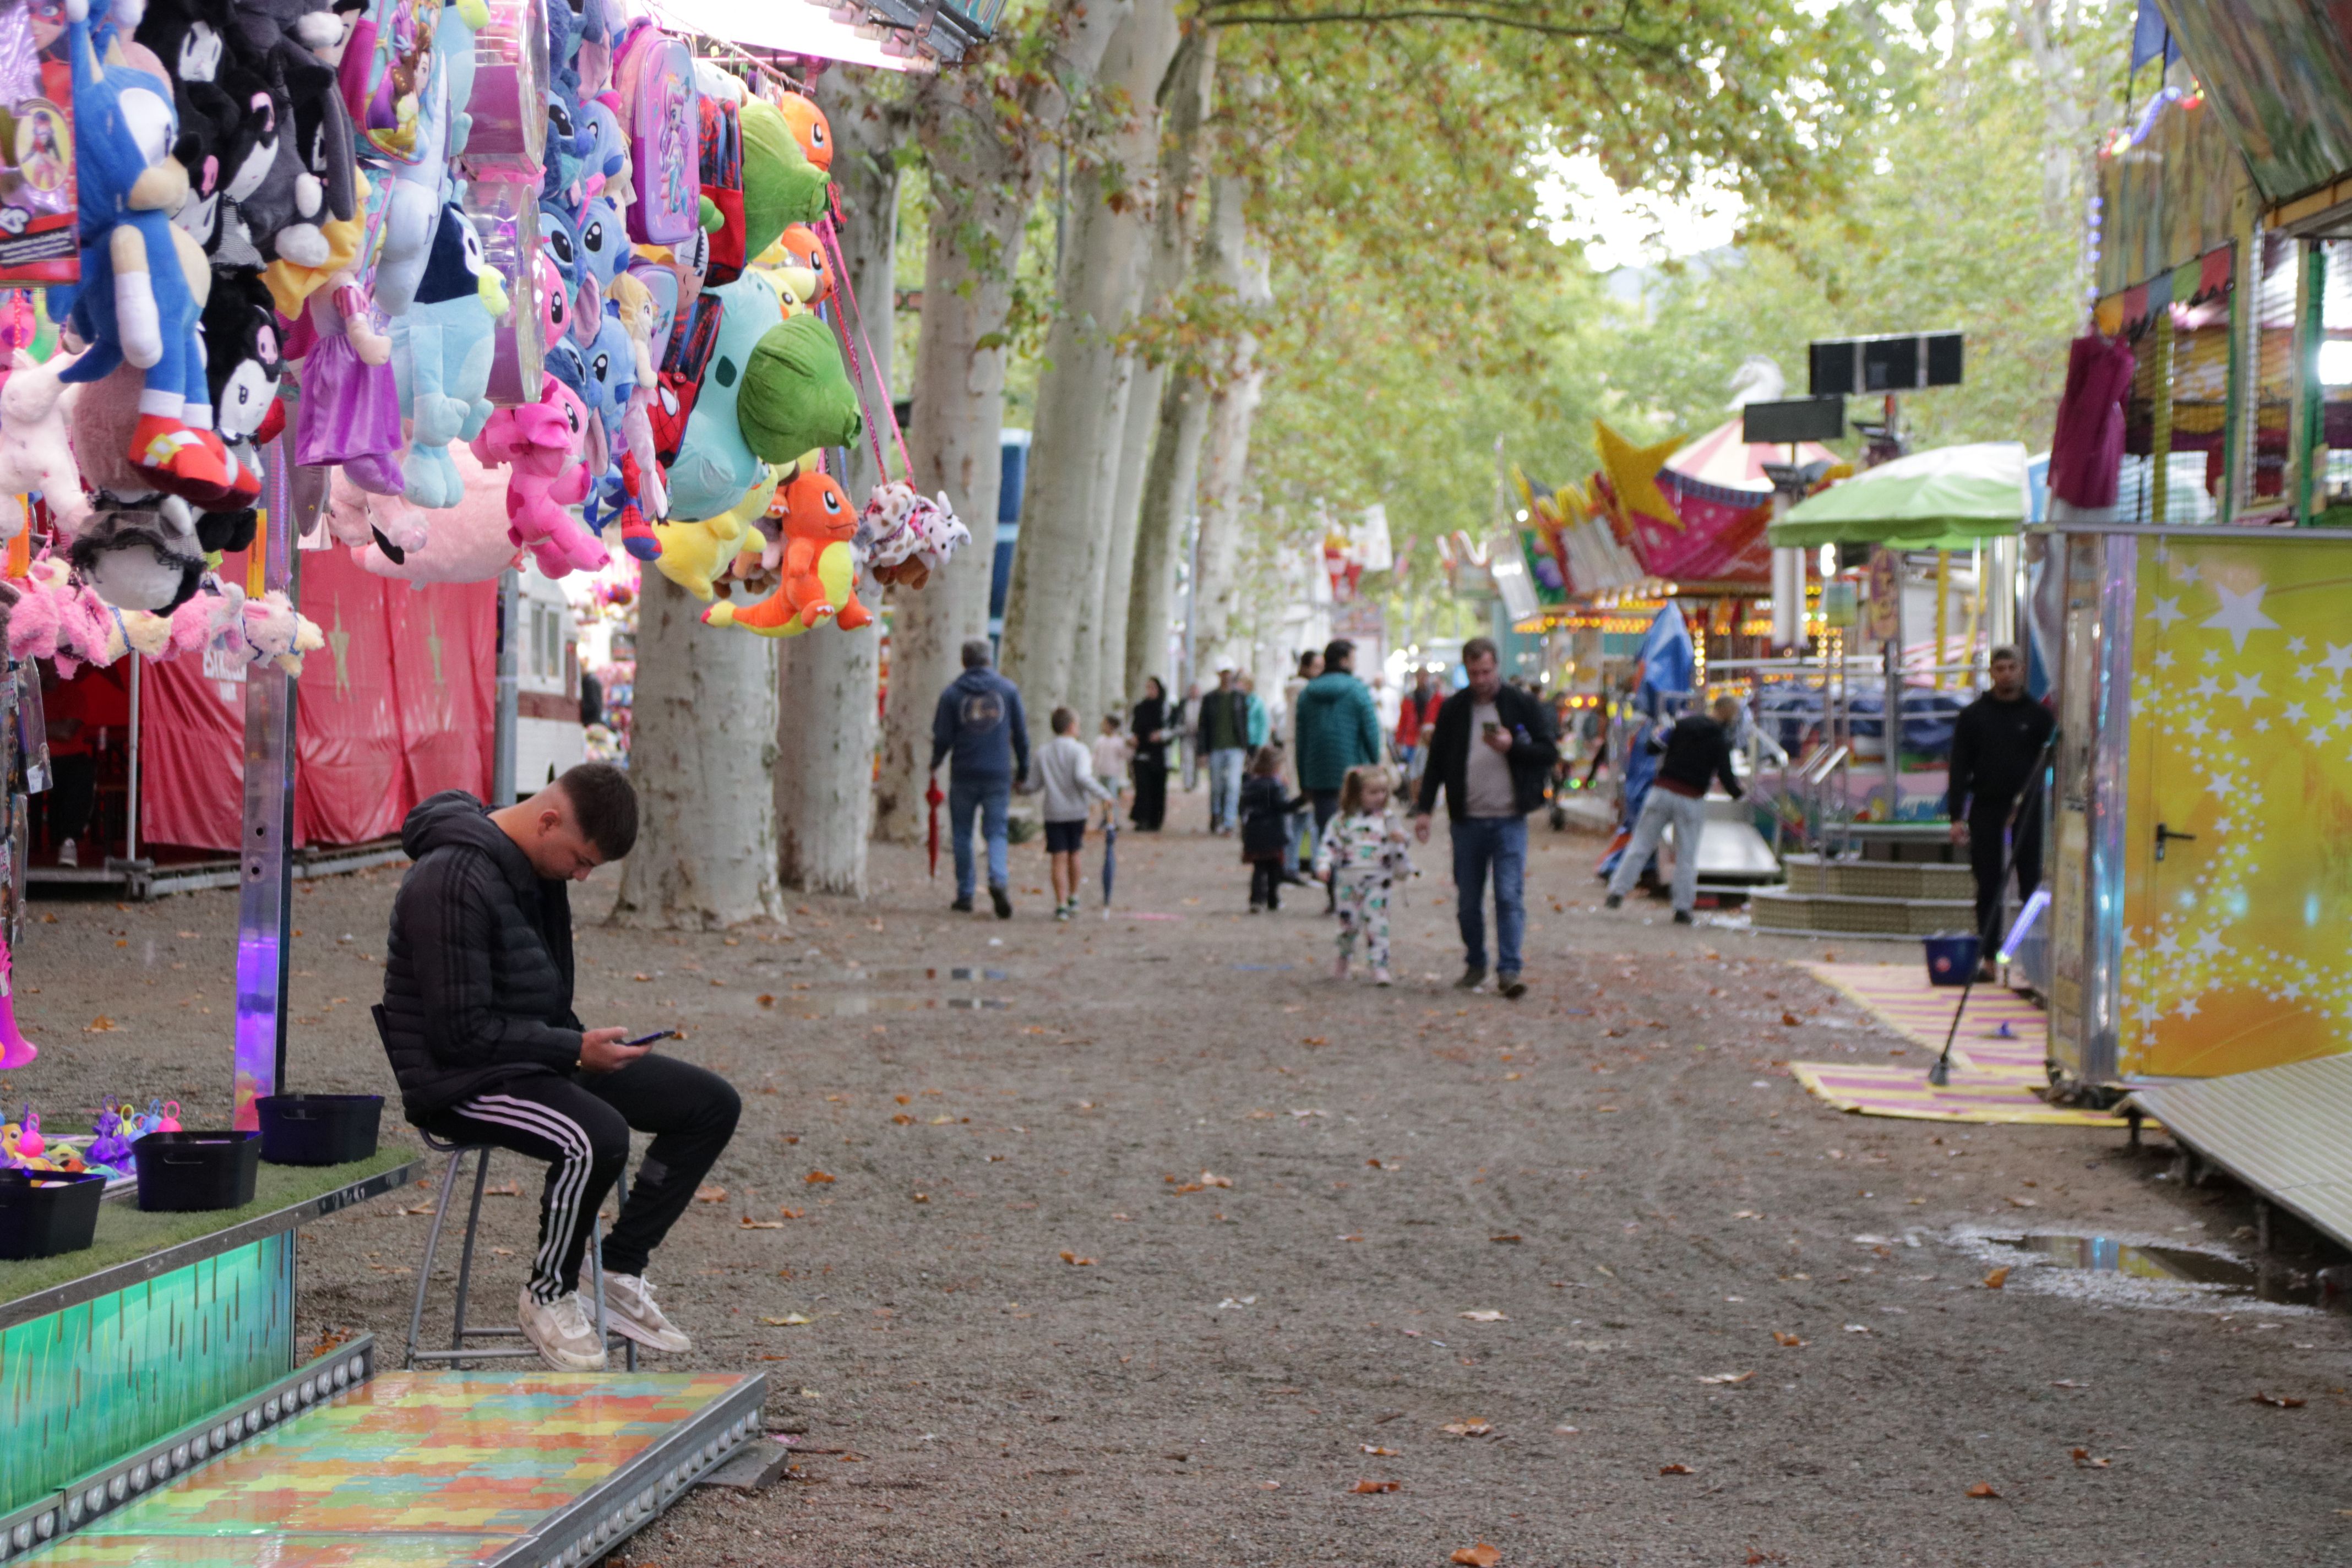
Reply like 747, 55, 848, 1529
1036, 705, 1115, 921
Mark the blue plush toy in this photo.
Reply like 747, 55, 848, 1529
537, 197, 584, 298
55, 0, 247, 505
664, 269, 781, 522
574, 190, 627, 289
390, 204, 505, 508
375, 0, 489, 316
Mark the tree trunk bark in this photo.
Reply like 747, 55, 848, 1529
998, 0, 1179, 752
610, 570, 785, 929
1126, 366, 1209, 696
874, 0, 1134, 837
775, 69, 903, 895
1187, 173, 1268, 669
1095, 25, 1213, 716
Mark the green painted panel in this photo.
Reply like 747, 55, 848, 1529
0, 1237, 292, 1513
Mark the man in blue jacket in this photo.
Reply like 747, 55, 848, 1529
932, 639, 1031, 918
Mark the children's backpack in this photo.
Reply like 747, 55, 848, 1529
651, 289, 721, 465
614, 21, 699, 246
698, 95, 743, 285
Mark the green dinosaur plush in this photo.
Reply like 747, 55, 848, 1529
738, 312, 863, 462
740, 98, 830, 262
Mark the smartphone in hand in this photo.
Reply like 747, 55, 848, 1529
622, 1028, 678, 1049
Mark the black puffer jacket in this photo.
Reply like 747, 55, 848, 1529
377, 791, 584, 1122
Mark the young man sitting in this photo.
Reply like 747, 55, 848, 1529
376, 764, 741, 1371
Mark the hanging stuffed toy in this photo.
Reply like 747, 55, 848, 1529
0, 347, 92, 541
737, 96, 827, 262
238, 588, 325, 674
391, 202, 504, 507
70, 496, 208, 611
295, 268, 404, 494
702, 469, 867, 636
772, 222, 831, 307
53, 0, 249, 507
861, 481, 971, 591
649, 464, 771, 598
661, 268, 779, 521
738, 310, 862, 466
199, 268, 285, 533
613, 19, 696, 246
471, 372, 603, 576
360, 442, 524, 584
776, 92, 829, 173
326, 468, 429, 560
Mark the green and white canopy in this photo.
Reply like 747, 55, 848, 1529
1768, 441, 2030, 551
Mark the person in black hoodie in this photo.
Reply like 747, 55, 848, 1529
1238, 745, 1306, 910
378, 765, 739, 1374
1947, 645, 2056, 954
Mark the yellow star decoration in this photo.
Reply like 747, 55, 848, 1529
2120, 537, 2352, 1077
1594, 421, 1683, 531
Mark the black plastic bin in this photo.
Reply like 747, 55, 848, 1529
133, 1131, 261, 1212
0, 1168, 106, 1259
256, 1094, 384, 1167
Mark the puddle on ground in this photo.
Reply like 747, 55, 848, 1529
1952, 1228, 2322, 1312
840, 966, 1012, 984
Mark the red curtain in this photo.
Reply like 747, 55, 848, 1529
138, 549, 497, 853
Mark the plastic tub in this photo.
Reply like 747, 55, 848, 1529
0, 1168, 106, 1259
132, 1131, 260, 1212
256, 1095, 384, 1167
1923, 932, 1981, 987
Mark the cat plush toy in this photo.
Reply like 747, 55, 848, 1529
391, 202, 503, 507
53, 0, 249, 507
200, 268, 285, 535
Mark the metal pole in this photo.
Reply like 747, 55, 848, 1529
124, 653, 139, 864
233, 435, 300, 1128
492, 568, 520, 807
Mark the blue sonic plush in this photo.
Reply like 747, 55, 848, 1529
662, 268, 781, 522
390, 203, 507, 508
55, 0, 248, 505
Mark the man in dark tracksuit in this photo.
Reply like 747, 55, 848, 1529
1947, 645, 2056, 955
378, 765, 740, 1372
931, 638, 1032, 917
1603, 695, 1744, 923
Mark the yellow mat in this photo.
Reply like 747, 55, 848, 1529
1789, 963, 2137, 1127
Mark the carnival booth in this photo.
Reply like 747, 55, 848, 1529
0, 0, 982, 1554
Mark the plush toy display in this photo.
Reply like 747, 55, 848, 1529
701, 467, 867, 637
359, 442, 525, 582
736, 95, 826, 265
663, 268, 780, 520
471, 372, 603, 576
738, 310, 862, 464
772, 223, 831, 306
860, 480, 972, 590
70, 496, 208, 611
775, 92, 829, 172
649, 463, 771, 598
0, 349, 92, 541
390, 202, 503, 507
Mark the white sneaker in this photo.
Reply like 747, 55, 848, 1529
602, 1272, 692, 1352
518, 1287, 609, 1371
55, 838, 75, 868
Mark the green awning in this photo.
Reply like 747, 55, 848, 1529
1769, 442, 2029, 551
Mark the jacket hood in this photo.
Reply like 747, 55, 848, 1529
402, 791, 538, 893
1298, 672, 1362, 709
952, 667, 1006, 694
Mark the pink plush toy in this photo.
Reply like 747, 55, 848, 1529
470, 373, 603, 578
158, 581, 247, 661
360, 444, 526, 585
0, 350, 91, 541
326, 469, 431, 557
238, 590, 324, 676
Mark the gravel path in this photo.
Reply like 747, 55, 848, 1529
5, 792, 2345, 1566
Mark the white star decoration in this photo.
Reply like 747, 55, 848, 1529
2228, 672, 2267, 708
2148, 596, 2186, 629
2192, 676, 2221, 698
2153, 650, 2176, 670
2202, 583, 2279, 652
2322, 644, 2352, 679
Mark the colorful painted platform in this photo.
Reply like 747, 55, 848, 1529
19, 1370, 765, 1568
1790, 963, 2135, 1127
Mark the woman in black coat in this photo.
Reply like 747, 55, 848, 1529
1129, 677, 1172, 830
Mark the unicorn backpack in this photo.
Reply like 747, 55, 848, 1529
614, 20, 699, 246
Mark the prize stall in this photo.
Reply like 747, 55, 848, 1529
0, 0, 983, 1555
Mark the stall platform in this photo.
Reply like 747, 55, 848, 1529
2131, 1057, 2352, 1251
15, 1363, 766, 1567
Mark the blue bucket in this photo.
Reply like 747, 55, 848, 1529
1923, 932, 1980, 987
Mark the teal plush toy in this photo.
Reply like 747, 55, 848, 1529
738, 312, 860, 464
663, 269, 780, 522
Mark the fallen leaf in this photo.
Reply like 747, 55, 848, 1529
911, 1192, 930, 1204
777, 1207, 803, 1219
763, 1313, 813, 1326
1983, 1266, 2011, 1289
739, 1217, 783, 1229
1348, 1479, 1400, 1494
1489, 1233, 1523, 1245
1359, 1445, 1400, 1456
2252, 1391, 2307, 1408
892, 1113, 914, 1125
756, 993, 776, 1008
1259, 1479, 1281, 1490
1772, 1332, 1806, 1347
1173, 1182, 1205, 1194
2069, 1447, 2110, 1469
929, 1114, 956, 1125
1058, 1251, 1097, 1266
1440, 1420, 1494, 1438
1780, 1012, 1799, 1027
1458, 1310, 1508, 1322
805, 1171, 835, 1184
632, 973, 652, 982
1843, 1324, 1872, 1334
1452, 1546, 1502, 1567
694, 1185, 728, 1204
1966, 1482, 1999, 1499
2051, 1379, 2089, 1389
1659, 1463, 1693, 1476
1553, 1425, 1580, 1435
1199, 1171, 1233, 1188
85, 1016, 117, 1033
2006, 1196, 2038, 1209
1337, 1233, 1364, 1242
1301, 1036, 1329, 1046
1697, 1371, 1755, 1385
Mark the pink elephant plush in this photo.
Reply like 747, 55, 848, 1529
470, 373, 603, 578
360, 444, 525, 585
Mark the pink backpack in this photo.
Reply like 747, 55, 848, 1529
613, 20, 700, 246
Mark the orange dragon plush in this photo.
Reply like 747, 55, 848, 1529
701, 469, 871, 636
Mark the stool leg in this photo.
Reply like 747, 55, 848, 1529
616, 1168, 635, 1371
449, 1150, 493, 1361
405, 1149, 467, 1371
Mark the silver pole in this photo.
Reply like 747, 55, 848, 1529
233, 435, 300, 1126
493, 569, 520, 807
124, 652, 139, 863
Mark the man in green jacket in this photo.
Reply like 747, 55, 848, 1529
1294, 640, 1385, 907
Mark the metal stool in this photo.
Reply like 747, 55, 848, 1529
402, 1130, 638, 1371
